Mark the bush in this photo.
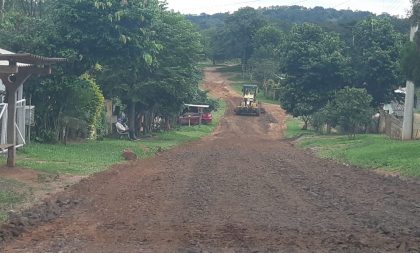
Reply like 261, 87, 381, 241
30, 73, 105, 142
314, 87, 374, 138
311, 104, 336, 134
79, 74, 105, 139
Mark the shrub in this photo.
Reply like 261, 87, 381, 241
79, 74, 105, 139
30, 73, 105, 142
311, 87, 373, 137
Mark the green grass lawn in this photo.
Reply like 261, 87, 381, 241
0, 100, 227, 176
284, 116, 315, 138
284, 117, 420, 177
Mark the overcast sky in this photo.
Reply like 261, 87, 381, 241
165, 0, 412, 17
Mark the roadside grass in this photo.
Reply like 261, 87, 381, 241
197, 61, 214, 69
285, 117, 420, 177
217, 65, 242, 73
284, 116, 315, 138
0, 178, 31, 222
0, 100, 227, 176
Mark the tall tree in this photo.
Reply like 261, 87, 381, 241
201, 26, 229, 65
48, 0, 164, 138
249, 25, 283, 83
278, 23, 350, 129
351, 17, 404, 105
401, 0, 420, 86
224, 7, 266, 69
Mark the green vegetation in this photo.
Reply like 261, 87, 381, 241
299, 134, 420, 177
284, 117, 314, 138
0, 179, 31, 222
0, 101, 226, 175
195, 6, 410, 132
285, 117, 420, 177
278, 23, 351, 128
311, 87, 374, 136
188, 6, 409, 37
0, 0, 210, 142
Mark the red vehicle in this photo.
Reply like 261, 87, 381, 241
201, 112, 213, 124
179, 104, 212, 125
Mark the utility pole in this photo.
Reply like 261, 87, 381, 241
402, 1, 419, 140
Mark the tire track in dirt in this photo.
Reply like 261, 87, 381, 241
0, 67, 419, 253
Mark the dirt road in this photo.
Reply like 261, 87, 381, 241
1, 68, 420, 252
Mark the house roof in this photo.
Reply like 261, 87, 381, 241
184, 104, 210, 108
243, 84, 258, 88
0, 48, 30, 67
0, 53, 66, 65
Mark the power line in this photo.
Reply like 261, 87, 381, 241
207, 0, 311, 11
333, 0, 353, 9
209, 0, 264, 9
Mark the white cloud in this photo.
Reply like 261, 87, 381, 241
165, 0, 412, 17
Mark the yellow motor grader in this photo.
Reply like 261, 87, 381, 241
234, 84, 263, 116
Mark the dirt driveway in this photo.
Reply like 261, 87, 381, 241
1, 68, 420, 252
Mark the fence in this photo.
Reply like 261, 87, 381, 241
379, 110, 403, 139
0, 99, 33, 153
379, 110, 420, 140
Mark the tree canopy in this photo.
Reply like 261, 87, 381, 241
351, 17, 404, 105
278, 23, 350, 128
190, 5, 409, 131
0, 0, 209, 141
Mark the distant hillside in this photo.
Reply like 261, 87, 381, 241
186, 5, 410, 37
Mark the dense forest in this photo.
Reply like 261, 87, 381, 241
189, 3, 419, 134
0, 0, 214, 142
189, 6, 409, 29
187, 6, 410, 44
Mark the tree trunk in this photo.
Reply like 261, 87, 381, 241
301, 116, 310, 130
128, 100, 136, 139
144, 110, 152, 134
264, 80, 268, 97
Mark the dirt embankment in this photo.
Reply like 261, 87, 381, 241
0, 67, 419, 252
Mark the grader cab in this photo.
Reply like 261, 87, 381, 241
235, 85, 263, 116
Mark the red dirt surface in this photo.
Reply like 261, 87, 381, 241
1, 67, 420, 252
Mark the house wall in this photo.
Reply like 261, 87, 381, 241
379, 110, 403, 139
379, 111, 420, 140
413, 113, 420, 139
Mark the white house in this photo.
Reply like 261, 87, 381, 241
0, 48, 34, 150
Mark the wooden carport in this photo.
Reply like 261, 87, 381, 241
0, 53, 66, 167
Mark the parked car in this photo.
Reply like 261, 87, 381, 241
178, 104, 212, 125
178, 112, 201, 125
201, 112, 212, 124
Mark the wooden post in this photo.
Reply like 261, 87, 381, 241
6, 86, 17, 167
0, 65, 32, 167
0, 53, 65, 168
